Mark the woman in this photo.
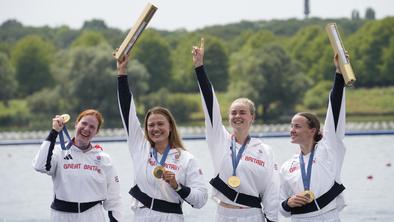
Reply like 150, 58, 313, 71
192, 38, 278, 222
33, 109, 122, 222
279, 53, 348, 221
116, 54, 208, 221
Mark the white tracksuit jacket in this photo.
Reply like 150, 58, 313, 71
33, 131, 122, 221
195, 66, 279, 222
279, 73, 347, 221
117, 75, 208, 222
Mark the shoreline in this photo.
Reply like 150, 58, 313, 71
1, 121, 394, 146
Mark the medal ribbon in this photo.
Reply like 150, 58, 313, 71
59, 126, 72, 150
152, 144, 171, 166
299, 146, 316, 191
230, 135, 250, 176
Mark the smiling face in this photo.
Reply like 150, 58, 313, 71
74, 115, 99, 149
229, 100, 255, 133
146, 113, 171, 148
290, 114, 316, 146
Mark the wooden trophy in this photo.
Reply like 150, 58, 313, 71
325, 23, 356, 86
113, 3, 158, 60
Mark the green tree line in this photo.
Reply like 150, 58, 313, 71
0, 16, 393, 130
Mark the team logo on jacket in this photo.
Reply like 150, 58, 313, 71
94, 155, 102, 164
63, 154, 73, 160
148, 157, 156, 166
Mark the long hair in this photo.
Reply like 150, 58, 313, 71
75, 109, 104, 133
143, 106, 185, 150
297, 112, 323, 142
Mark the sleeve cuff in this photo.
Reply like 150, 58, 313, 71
176, 184, 191, 199
46, 129, 59, 142
281, 198, 291, 212
195, 65, 204, 73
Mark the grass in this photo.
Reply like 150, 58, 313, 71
1, 87, 393, 131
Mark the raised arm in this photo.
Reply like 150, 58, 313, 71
32, 116, 66, 174
323, 53, 347, 181
324, 53, 346, 139
192, 38, 229, 171
116, 55, 147, 157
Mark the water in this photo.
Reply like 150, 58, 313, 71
1, 135, 393, 221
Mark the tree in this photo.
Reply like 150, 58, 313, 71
348, 17, 394, 86
0, 52, 17, 105
65, 44, 119, 126
11, 35, 55, 97
365, 7, 376, 20
229, 44, 308, 121
351, 10, 360, 20
124, 59, 151, 99
82, 19, 108, 30
303, 81, 331, 109
133, 30, 172, 93
71, 31, 108, 48
379, 36, 394, 85
1, 19, 23, 29
171, 34, 229, 92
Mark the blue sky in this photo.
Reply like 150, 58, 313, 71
1, 0, 393, 31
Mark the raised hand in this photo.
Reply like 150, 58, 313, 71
52, 115, 65, 132
192, 38, 205, 68
116, 53, 129, 75
334, 51, 350, 75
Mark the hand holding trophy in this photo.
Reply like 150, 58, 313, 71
326, 23, 356, 86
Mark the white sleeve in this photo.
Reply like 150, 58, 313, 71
323, 89, 346, 182
180, 157, 208, 209
117, 76, 149, 161
261, 148, 279, 221
32, 131, 59, 176
195, 67, 230, 172
279, 164, 292, 218
102, 154, 122, 221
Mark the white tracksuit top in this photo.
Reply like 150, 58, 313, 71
195, 66, 279, 222
117, 75, 208, 213
279, 73, 347, 219
32, 133, 122, 220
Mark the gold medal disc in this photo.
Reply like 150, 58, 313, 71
60, 114, 71, 124
303, 190, 315, 203
153, 166, 165, 179
227, 176, 241, 188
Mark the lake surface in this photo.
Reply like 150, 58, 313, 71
1, 135, 393, 221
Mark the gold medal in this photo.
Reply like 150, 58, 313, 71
303, 190, 315, 203
227, 176, 241, 188
153, 166, 165, 179
60, 114, 71, 124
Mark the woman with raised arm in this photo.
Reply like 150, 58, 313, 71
33, 109, 122, 222
279, 53, 348, 221
116, 54, 208, 221
192, 38, 279, 222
